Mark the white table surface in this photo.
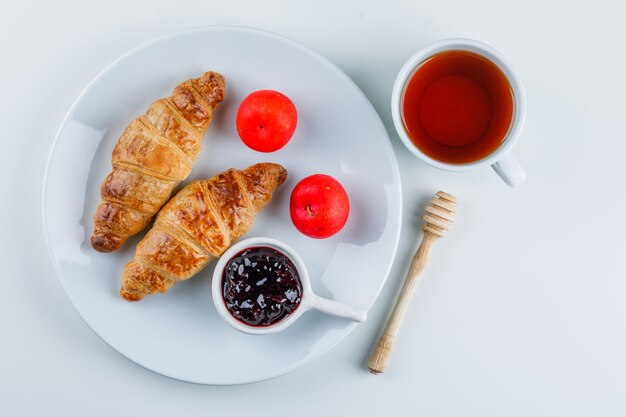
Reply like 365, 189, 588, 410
2, 1, 625, 415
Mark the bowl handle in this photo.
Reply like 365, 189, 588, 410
309, 294, 367, 322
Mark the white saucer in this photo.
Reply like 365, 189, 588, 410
43, 26, 402, 385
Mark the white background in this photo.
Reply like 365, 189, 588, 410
2, 0, 625, 415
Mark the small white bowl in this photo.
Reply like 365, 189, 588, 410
212, 237, 367, 335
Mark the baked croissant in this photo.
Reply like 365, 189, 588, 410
91, 71, 226, 253
120, 163, 288, 301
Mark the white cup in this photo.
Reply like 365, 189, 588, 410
212, 237, 367, 335
391, 38, 527, 187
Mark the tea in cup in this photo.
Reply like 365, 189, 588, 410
392, 39, 526, 187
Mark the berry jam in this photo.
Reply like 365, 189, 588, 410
222, 247, 302, 327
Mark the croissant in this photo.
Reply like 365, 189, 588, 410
91, 71, 226, 253
119, 163, 288, 301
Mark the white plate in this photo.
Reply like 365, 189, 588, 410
42, 26, 402, 385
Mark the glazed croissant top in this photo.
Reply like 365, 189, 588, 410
120, 163, 288, 301
91, 71, 226, 253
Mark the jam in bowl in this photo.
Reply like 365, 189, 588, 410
212, 237, 367, 335
222, 246, 303, 327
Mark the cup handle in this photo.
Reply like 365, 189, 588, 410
309, 294, 367, 323
491, 153, 526, 187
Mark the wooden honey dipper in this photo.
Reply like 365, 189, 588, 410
368, 191, 457, 375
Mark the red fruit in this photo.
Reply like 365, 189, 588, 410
236, 90, 297, 152
290, 174, 350, 239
